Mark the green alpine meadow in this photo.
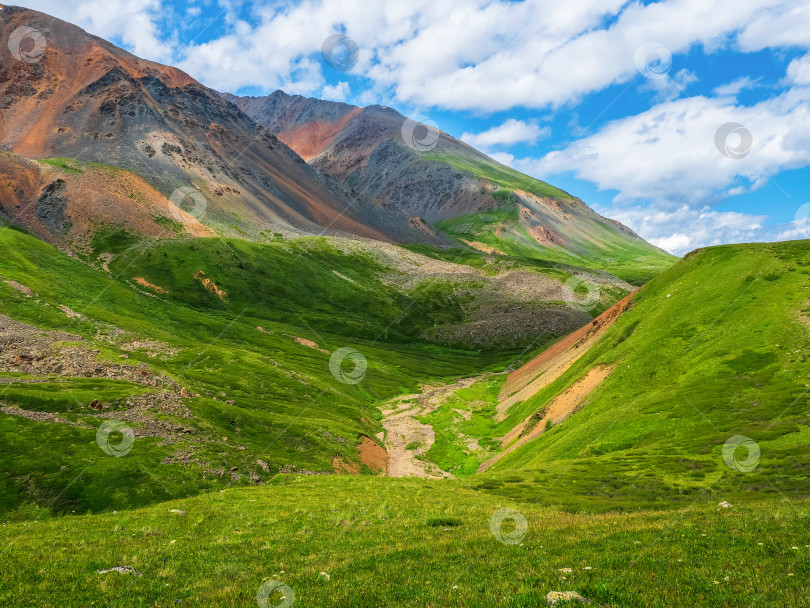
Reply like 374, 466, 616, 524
1, 3, 808, 607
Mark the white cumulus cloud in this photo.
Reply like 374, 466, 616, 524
534, 87, 810, 207
786, 54, 810, 85
23, 0, 174, 62
21, 0, 810, 112
322, 81, 351, 102
461, 119, 550, 150
595, 204, 769, 255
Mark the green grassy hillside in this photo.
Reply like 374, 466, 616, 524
94, 232, 453, 342
436, 208, 675, 285
2, 220, 807, 607
422, 153, 575, 200
0, 223, 632, 518
468, 241, 810, 507
0, 226, 519, 518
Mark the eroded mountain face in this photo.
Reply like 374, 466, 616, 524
0, 5, 442, 246
225, 90, 673, 278
225, 91, 501, 223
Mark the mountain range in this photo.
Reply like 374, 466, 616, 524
0, 4, 671, 284
0, 5, 806, 608
225, 89, 673, 283
0, 4, 438, 250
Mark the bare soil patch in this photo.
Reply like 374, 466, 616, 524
193, 271, 227, 300
133, 277, 168, 294
479, 365, 614, 473
499, 291, 636, 413
357, 435, 389, 474
293, 336, 330, 353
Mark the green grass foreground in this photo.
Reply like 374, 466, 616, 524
1, 476, 807, 607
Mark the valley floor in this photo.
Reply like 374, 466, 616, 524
379, 374, 504, 479
1, 477, 807, 607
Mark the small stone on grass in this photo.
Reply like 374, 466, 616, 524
547, 590, 587, 605
98, 566, 142, 577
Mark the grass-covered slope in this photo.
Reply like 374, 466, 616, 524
0, 226, 511, 518
1, 477, 807, 607
0, 223, 632, 517
435, 204, 675, 285
93, 232, 631, 348
1, 226, 807, 607
478, 240, 810, 506
422, 153, 575, 200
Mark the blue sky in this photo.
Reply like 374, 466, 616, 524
22, 0, 810, 254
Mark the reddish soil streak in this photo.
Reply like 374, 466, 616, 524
501, 291, 636, 398
276, 108, 363, 161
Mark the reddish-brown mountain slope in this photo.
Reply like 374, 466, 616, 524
0, 152, 215, 248
0, 5, 439, 245
224, 91, 498, 223
224, 91, 675, 283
